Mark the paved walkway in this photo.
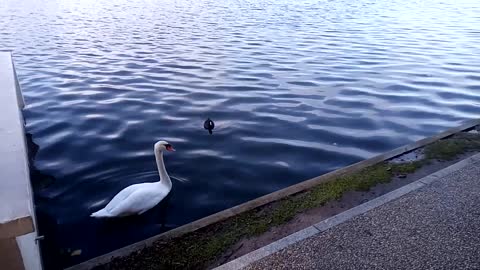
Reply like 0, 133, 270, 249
218, 154, 480, 270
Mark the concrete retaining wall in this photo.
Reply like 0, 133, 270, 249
0, 52, 42, 270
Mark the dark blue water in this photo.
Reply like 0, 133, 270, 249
1, 0, 480, 268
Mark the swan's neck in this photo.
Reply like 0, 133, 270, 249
155, 150, 172, 190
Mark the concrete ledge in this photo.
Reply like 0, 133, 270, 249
68, 119, 480, 270
0, 52, 42, 270
216, 152, 480, 270
0, 52, 32, 229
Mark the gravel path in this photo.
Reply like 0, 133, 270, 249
246, 158, 480, 270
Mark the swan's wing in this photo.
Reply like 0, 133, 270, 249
103, 183, 143, 212
107, 186, 168, 216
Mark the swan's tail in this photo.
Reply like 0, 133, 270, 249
90, 208, 112, 218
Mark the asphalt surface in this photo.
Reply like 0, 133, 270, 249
246, 158, 480, 270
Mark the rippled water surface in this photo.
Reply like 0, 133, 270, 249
1, 0, 480, 268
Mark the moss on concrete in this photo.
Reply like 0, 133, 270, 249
425, 134, 480, 160
98, 132, 480, 270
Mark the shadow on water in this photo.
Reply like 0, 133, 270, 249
27, 133, 173, 269
27, 133, 55, 191
36, 205, 172, 269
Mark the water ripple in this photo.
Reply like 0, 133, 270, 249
1, 0, 480, 268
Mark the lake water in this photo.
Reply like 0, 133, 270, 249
1, 0, 480, 268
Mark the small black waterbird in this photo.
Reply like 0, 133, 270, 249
204, 118, 215, 134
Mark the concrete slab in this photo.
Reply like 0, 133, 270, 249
0, 52, 42, 270
216, 226, 320, 270
0, 52, 32, 227
17, 232, 43, 270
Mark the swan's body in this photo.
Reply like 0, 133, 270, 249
91, 141, 175, 218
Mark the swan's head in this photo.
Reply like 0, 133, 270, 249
155, 141, 175, 153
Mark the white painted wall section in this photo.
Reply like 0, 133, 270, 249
0, 52, 42, 270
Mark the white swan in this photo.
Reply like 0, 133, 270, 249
91, 141, 175, 218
